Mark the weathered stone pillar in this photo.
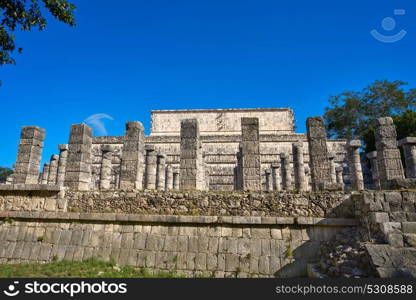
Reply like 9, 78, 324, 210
6, 175, 13, 184
335, 166, 344, 189
271, 162, 281, 191
347, 140, 364, 191
292, 142, 307, 191
47, 154, 59, 185
41, 163, 50, 185
328, 152, 337, 183
64, 124, 93, 191
265, 169, 273, 191
304, 165, 310, 191
56, 144, 69, 187
13, 126, 45, 184
280, 152, 292, 191
114, 172, 120, 189
366, 151, 380, 189
120, 121, 145, 190
144, 145, 157, 189
237, 118, 261, 191
179, 119, 206, 190
99, 145, 114, 190
398, 137, 416, 178
374, 117, 405, 189
156, 153, 166, 190
306, 117, 340, 191
165, 165, 173, 190
172, 168, 180, 190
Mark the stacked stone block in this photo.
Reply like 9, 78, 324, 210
64, 124, 93, 191
156, 153, 166, 190
399, 137, 416, 179
0, 212, 354, 278
99, 145, 114, 190
13, 126, 45, 184
41, 163, 50, 185
56, 144, 69, 187
47, 155, 59, 185
366, 151, 380, 190
347, 140, 364, 191
374, 117, 405, 189
144, 146, 157, 189
306, 117, 341, 191
271, 162, 281, 191
165, 165, 173, 190
172, 169, 180, 190
119, 121, 145, 190
328, 152, 337, 183
280, 153, 292, 191
237, 118, 261, 191
265, 169, 273, 191
292, 142, 307, 191
179, 119, 206, 190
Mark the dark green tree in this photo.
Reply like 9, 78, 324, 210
324, 80, 416, 152
1, 0, 76, 84
0, 166, 13, 182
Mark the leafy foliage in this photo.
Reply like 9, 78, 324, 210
0, 166, 13, 182
324, 80, 416, 152
0, 0, 76, 83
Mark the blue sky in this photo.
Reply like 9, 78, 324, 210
0, 0, 415, 167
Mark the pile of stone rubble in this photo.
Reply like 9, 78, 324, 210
315, 227, 378, 278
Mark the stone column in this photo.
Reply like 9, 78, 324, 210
265, 169, 273, 191
179, 119, 206, 190
172, 168, 180, 190
280, 152, 292, 191
374, 117, 405, 189
335, 166, 345, 189
328, 152, 337, 183
347, 140, 364, 191
119, 121, 145, 190
6, 175, 13, 184
13, 126, 45, 184
165, 165, 173, 190
56, 144, 69, 187
271, 162, 281, 191
292, 142, 307, 191
398, 137, 416, 178
156, 153, 166, 190
47, 154, 59, 185
237, 118, 261, 191
366, 151, 380, 190
64, 123, 93, 191
41, 163, 50, 185
304, 165, 310, 191
114, 172, 120, 189
99, 145, 114, 190
306, 117, 340, 191
144, 145, 157, 189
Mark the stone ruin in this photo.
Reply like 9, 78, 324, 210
4, 108, 353, 192
1, 108, 416, 278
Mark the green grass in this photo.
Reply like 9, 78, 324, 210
0, 259, 186, 278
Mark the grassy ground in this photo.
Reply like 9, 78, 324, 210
0, 259, 186, 278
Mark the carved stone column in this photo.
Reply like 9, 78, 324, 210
99, 145, 114, 190
13, 126, 45, 184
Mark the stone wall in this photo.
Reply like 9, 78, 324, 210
150, 108, 295, 136
353, 191, 416, 277
0, 211, 356, 277
66, 190, 354, 218
0, 188, 354, 218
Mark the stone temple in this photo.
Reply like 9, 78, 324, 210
8, 108, 349, 192
1, 108, 416, 278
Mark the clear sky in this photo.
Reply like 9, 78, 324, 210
0, 0, 415, 168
